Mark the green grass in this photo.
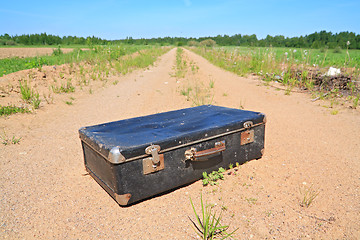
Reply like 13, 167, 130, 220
191, 46, 360, 101
0, 105, 30, 116
52, 81, 75, 93
19, 80, 41, 109
0, 44, 156, 77
175, 47, 187, 78
299, 184, 320, 208
206, 46, 360, 68
189, 193, 237, 239
202, 167, 226, 186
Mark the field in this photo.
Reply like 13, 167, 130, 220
1, 46, 359, 239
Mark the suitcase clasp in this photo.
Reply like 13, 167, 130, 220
144, 145, 164, 175
145, 145, 161, 165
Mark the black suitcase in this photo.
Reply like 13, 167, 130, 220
79, 105, 266, 206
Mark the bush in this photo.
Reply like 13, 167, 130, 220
200, 39, 216, 47
5, 40, 16, 46
320, 46, 328, 53
188, 40, 199, 47
333, 46, 342, 53
52, 46, 63, 56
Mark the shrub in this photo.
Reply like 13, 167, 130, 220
5, 40, 16, 46
333, 46, 342, 53
52, 46, 63, 56
200, 39, 216, 47
188, 40, 199, 47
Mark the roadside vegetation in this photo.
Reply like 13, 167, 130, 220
0, 45, 170, 116
191, 45, 360, 109
0, 45, 157, 77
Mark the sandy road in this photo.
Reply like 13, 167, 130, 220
1, 47, 359, 239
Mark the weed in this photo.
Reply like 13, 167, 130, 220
175, 48, 187, 78
65, 101, 73, 105
330, 109, 339, 115
265, 211, 272, 217
284, 87, 292, 95
0, 105, 30, 116
238, 101, 245, 110
202, 167, 226, 186
43, 93, 54, 104
353, 95, 359, 109
52, 81, 75, 93
189, 193, 237, 239
299, 184, 319, 208
1, 130, 22, 145
333, 46, 342, 54
180, 86, 192, 98
19, 80, 41, 109
191, 63, 199, 73
19, 80, 32, 102
209, 79, 215, 89
222, 93, 228, 97
31, 92, 41, 109
52, 46, 63, 56
245, 197, 257, 205
221, 205, 228, 211
113, 80, 119, 85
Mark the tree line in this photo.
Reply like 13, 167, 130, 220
0, 33, 107, 46
1, 31, 359, 49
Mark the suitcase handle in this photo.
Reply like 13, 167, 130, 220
185, 140, 226, 161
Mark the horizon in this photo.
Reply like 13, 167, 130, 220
1, 0, 359, 40
1, 30, 359, 41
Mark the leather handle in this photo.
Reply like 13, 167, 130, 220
185, 141, 226, 161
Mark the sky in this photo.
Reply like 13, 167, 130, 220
1, 0, 359, 40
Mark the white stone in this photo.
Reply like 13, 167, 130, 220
326, 67, 341, 76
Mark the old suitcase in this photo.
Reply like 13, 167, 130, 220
79, 105, 266, 206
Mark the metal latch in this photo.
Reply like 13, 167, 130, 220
145, 145, 161, 164
143, 145, 164, 175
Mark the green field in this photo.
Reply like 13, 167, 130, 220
215, 46, 360, 68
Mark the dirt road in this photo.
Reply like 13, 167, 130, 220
1, 48, 359, 239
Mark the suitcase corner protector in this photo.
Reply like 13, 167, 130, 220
108, 147, 126, 164
115, 193, 132, 206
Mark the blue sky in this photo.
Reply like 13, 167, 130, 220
1, 0, 359, 40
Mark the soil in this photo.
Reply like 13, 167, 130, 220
0, 48, 76, 59
1, 48, 359, 239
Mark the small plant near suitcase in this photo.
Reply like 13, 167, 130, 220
189, 193, 238, 239
299, 184, 320, 208
202, 168, 226, 186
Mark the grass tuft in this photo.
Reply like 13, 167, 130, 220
0, 105, 30, 116
299, 184, 320, 208
189, 193, 237, 240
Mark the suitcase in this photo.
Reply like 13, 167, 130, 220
79, 105, 266, 206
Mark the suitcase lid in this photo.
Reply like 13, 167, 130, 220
79, 105, 266, 164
